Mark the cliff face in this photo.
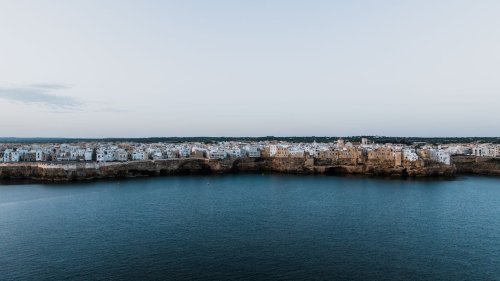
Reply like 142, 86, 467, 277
321, 164, 455, 178
0, 160, 213, 181
0, 157, 458, 182
452, 156, 500, 176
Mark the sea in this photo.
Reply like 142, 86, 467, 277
0, 175, 499, 281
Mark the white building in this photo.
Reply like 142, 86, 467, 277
289, 147, 305, 158
6, 150, 21, 162
77, 149, 86, 158
446, 145, 467, 155
105, 150, 117, 162
208, 150, 226, 160
35, 150, 43, 161
96, 149, 105, 162
165, 150, 178, 159
225, 148, 241, 158
403, 148, 419, 162
132, 150, 147, 161
337, 139, 345, 149
84, 149, 93, 161
117, 150, 128, 161
430, 149, 451, 165
178, 147, 190, 158
151, 150, 163, 160
269, 145, 277, 157
3, 149, 12, 162
243, 146, 261, 158
472, 145, 497, 157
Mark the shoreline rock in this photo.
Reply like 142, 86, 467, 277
0, 156, 471, 182
452, 156, 500, 176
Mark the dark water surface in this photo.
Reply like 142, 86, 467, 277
1, 175, 499, 281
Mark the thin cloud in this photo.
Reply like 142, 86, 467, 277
95, 107, 132, 113
29, 83, 72, 90
0, 84, 82, 109
85, 100, 133, 113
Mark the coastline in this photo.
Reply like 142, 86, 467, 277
3, 156, 494, 182
1, 156, 498, 183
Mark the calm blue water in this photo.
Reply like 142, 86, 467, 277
0, 175, 499, 281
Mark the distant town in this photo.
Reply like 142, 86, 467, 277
1, 138, 499, 165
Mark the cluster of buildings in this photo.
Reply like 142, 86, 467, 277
1, 139, 498, 166
470, 144, 500, 158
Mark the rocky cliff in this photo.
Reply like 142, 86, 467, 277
452, 156, 500, 176
0, 156, 460, 182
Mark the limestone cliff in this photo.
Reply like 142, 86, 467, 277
0, 156, 460, 182
452, 156, 500, 176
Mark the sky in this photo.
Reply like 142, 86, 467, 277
0, 0, 499, 137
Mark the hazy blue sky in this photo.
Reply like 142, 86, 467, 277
0, 0, 499, 137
